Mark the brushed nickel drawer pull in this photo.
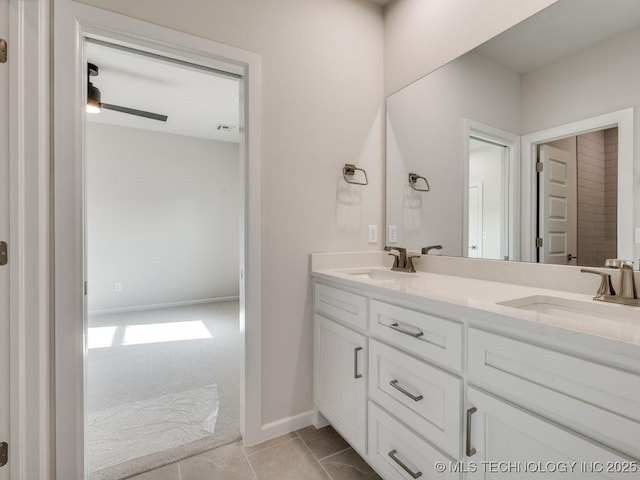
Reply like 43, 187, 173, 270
389, 322, 424, 338
388, 449, 422, 478
389, 379, 423, 402
466, 407, 477, 457
354, 347, 363, 379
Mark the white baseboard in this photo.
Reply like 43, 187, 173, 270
88, 296, 239, 316
244, 410, 314, 447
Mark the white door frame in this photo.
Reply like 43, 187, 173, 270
53, 2, 262, 479
8, 1, 51, 479
521, 108, 634, 262
468, 181, 483, 258
463, 119, 520, 260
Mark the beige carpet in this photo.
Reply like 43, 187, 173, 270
87, 301, 240, 480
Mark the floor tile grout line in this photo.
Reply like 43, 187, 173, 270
240, 442, 259, 480
177, 462, 182, 480
297, 433, 335, 480
316, 446, 352, 463
243, 436, 298, 458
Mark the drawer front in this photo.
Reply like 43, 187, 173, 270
370, 299, 463, 371
468, 328, 640, 458
369, 339, 462, 458
368, 401, 459, 480
314, 282, 367, 331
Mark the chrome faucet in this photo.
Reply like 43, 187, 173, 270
581, 259, 639, 307
422, 245, 442, 255
384, 246, 419, 273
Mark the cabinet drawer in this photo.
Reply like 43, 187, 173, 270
368, 402, 459, 480
468, 328, 640, 458
314, 282, 367, 331
370, 300, 463, 371
369, 339, 461, 458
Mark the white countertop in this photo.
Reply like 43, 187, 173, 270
311, 264, 640, 363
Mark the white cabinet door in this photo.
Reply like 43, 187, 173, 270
315, 314, 367, 454
467, 388, 635, 479
0, 0, 9, 477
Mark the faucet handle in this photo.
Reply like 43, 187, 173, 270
406, 255, 420, 273
581, 269, 616, 297
619, 263, 638, 299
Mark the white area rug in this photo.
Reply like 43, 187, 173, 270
88, 384, 220, 473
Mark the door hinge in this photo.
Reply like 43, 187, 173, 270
536, 161, 543, 173
535, 237, 544, 248
0, 441, 7, 467
0, 241, 7, 266
84, 281, 88, 296
0, 39, 6, 63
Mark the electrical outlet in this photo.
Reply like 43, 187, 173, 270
114, 282, 122, 293
368, 225, 378, 244
388, 225, 397, 244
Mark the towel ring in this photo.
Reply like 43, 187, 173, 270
408, 173, 430, 192
343, 164, 368, 186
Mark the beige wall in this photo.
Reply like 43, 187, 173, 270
86, 123, 240, 313
383, 0, 557, 95
76, 0, 385, 424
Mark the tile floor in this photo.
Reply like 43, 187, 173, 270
129, 425, 382, 480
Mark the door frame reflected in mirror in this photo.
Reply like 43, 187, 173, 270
463, 119, 520, 261
521, 107, 634, 264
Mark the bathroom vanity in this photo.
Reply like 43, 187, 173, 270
312, 253, 640, 479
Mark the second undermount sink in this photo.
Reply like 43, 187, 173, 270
498, 295, 639, 323
346, 268, 415, 281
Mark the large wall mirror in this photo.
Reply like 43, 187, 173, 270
386, 0, 640, 268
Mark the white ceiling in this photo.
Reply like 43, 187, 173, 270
476, 0, 640, 74
86, 42, 241, 143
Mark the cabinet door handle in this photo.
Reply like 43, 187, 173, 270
389, 379, 423, 402
388, 449, 422, 478
466, 407, 477, 457
353, 347, 363, 379
389, 322, 424, 338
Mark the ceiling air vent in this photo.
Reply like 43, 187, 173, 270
216, 124, 235, 132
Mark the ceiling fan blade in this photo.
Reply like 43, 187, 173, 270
101, 103, 168, 122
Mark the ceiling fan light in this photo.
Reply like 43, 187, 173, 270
87, 82, 102, 113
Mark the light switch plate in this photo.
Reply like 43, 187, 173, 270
368, 225, 378, 244
388, 225, 397, 244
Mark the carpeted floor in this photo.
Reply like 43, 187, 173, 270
87, 300, 240, 479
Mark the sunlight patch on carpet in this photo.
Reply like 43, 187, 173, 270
88, 320, 214, 349
87, 384, 219, 473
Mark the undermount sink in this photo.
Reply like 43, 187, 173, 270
345, 268, 415, 281
498, 295, 639, 323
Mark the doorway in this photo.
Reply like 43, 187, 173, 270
520, 108, 633, 263
83, 41, 243, 477
463, 119, 518, 261
537, 128, 618, 267
468, 137, 510, 260
53, 4, 263, 478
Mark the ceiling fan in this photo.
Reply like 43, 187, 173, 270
87, 63, 168, 122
